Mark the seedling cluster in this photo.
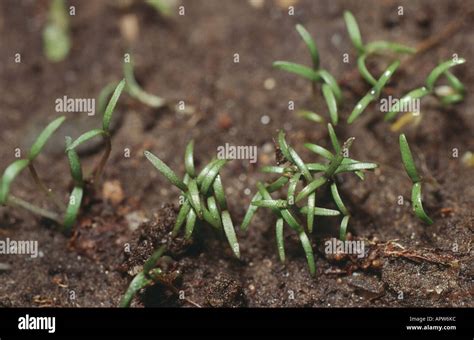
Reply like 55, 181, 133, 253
242, 126, 377, 275
121, 141, 240, 306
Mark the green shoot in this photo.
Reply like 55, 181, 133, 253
385, 58, 466, 121
242, 126, 377, 275
67, 79, 126, 185
273, 24, 342, 125
0, 116, 66, 224
42, 0, 71, 62
399, 134, 433, 225
146, 0, 179, 17
344, 11, 415, 86
347, 61, 400, 124
63, 137, 84, 232
123, 54, 166, 109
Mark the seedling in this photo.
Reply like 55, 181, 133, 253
273, 24, 342, 125
146, 0, 180, 17
384, 58, 466, 122
120, 140, 240, 307
0, 116, 66, 224
43, 0, 71, 62
242, 126, 377, 275
343, 11, 415, 86
399, 134, 433, 224
67, 79, 126, 186
63, 136, 84, 232
347, 61, 400, 124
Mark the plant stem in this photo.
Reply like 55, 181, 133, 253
7, 194, 61, 224
28, 163, 66, 210
93, 135, 111, 186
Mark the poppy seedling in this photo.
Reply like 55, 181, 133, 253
242, 125, 377, 275
399, 134, 433, 225
343, 10, 415, 86
43, 0, 71, 62
120, 141, 241, 307
66, 79, 126, 186
384, 58, 466, 122
273, 24, 342, 125
0, 116, 67, 224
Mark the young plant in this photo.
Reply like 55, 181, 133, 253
399, 134, 433, 225
242, 126, 377, 275
67, 79, 126, 186
273, 24, 342, 125
120, 141, 240, 307
384, 58, 466, 122
347, 61, 400, 124
344, 10, 415, 86
0, 116, 66, 224
63, 136, 84, 232
43, 0, 71, 62
146, 0, 180, 17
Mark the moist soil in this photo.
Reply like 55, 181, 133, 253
0, 0, 473, 307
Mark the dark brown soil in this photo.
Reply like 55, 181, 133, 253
0, 0, 473, 307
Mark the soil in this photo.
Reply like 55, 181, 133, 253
0, 0, 473, 307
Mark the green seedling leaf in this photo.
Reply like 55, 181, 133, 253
307, 163, 327, 172
373, 60, 400, 96
425, 58, 466, 92
331, 182, 349, 216
186, 179, 202, 218
297, 110, 324, 123
241, 192, 261, 231
296, 177, 327, 203
444, 70, 466, 94
322, 84, 338, 125
266, 176, 290, 192
184, 208, 197, 239
67, 129, 106, 151
29, 115, 66, 161
339, 215, 350, 241
288, 148, 311, 182
212, 175, 227, 210
300, 206, 341, 216
357, 54, 377, 85
335, 161, 378, 174
344, 11, 364, 54
275, 218, 285, 263
318, 70, 342, 104
365, 41, 415, 54
280, 209, 303, 233
278, 130, 293, 163
287, 172, 301, 205
200, 159, 227, 195
307, 192, 316, 232
206, 196, 222, 228
304, 143, 333, 160
411, 182, 433, 225
295, 24, 319, 69
273, 61, 321, 81
327, 123, 340, 153
298, 231, 316, 276
65, 137, 83, 185
144, 150, 187, 191
103, 79, 125, 132
123, 57, 166, 108
399, 134, 420, 183
221, 210, 240, 259
252, 199, 289, 209
0, 159, 30, 204
97, 81, 118, 116
172, 199, 191, 236
63, 186, 83, 232
196, 159, 218, 185
184, 140, 196, 177
261, 166, 288, 174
